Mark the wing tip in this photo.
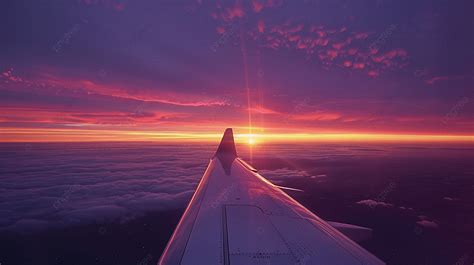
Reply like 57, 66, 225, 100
215, 128, 237, 158
215, 128, 237, 175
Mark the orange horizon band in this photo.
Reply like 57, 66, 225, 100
0, 128, 473, 143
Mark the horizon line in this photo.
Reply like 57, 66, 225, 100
1, 128, 473, 143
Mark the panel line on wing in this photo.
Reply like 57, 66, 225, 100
222, 206, 230, 265
224, 204, 299, 264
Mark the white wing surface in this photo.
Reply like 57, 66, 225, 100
159, 128, 385, 265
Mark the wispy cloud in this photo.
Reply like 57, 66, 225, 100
425, 75, 470, 85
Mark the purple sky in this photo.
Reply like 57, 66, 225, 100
1, 0, 473, 141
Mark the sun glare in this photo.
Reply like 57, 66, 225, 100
247, 137, 256, 145
242, 133, 258, 145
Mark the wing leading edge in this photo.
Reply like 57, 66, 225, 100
159, 128, 385, 265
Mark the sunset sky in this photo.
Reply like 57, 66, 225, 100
1, 0, 473, 142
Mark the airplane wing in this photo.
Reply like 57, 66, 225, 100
159, 128, 385, 265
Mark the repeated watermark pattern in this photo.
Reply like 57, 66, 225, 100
126, 102, 148, 124
137, 254, 153, 265
98, 69, 107, 79
413, 225, 423, 236
442, 97, 469, 124
24, 143, 32, 152
129, 22, 154, 50
284, 98, 311, 123
210, 21, 242, 52
295, 254, 311, 265
52, 185, 82, 209
209, 183, 237, 209
98, 226, 107, 235
368, 24, 397, 53
414, 67, 429, 78
52, 20, 88, 53
292, 242, 318, 265
453, 253, 471, 265
373, 181, 397, 205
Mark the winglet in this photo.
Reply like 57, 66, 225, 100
215, 128, 237, 158
215, 128, 237, 174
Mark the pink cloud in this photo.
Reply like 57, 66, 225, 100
316, 30, 327, 38
443, 197, 459, 201
332, 42, 345, 50
245, 19, 409, 76
113, 2, 125, 11
288, 35, 301, 42
265, 0, 280, 8
252, 0, 264, 12
347, 48, 358, 55
385, 49, 406, 59
416, 220, 439, 229
297, 41, 307, 49
372, 49, 408, 63
14, 68, 231, 108
0, 107, 189, 126
228, 5, 245, 18
257, 20, 265, 33
331, 37, 352, 50
1, 68, 24, 83
356, 199, 393, 208
289, 23, 304, 33
314, 38, 329, 46
368, 70, 379, 77
354, 32, 369, 40
343, 61, 353, 67
218, 2, 245, 21
369, 47, 379, 55
327, 50, 339, 60
292, 111, 342, 121
67, 79, 227, 107
250, 0, 280, 13
425, 75, 466, 85
216, 26, 225, 34
372, 55, 384, 63
353, 63, 365, 69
